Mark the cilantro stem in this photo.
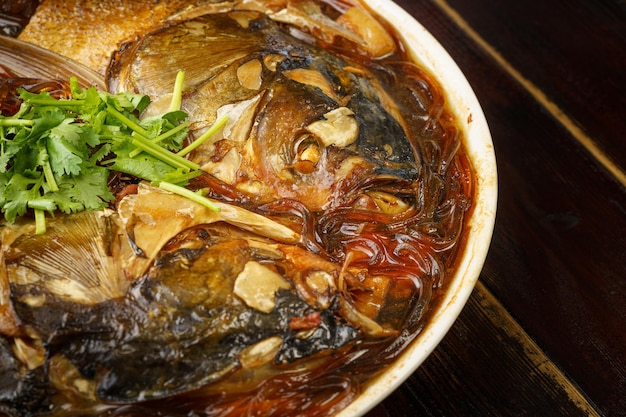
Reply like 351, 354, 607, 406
27, 98, 84, 106
169, 71, 185, 112
128, 120, 190, 158
156, 181, 220, 212
164, 169, 203, 185
28, 200, 56, 235
69, 77, 81, 95
42, 160, 59, 192
0, 118, 35, 127
153, 120, 190, 145
33, 209, 46, 234
131, 134, 199, 171
106, 106, 149, 137
177, 115, 229, 157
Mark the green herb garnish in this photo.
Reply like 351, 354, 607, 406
0, 71, 226, 233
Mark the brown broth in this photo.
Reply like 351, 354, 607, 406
98, 7, 474, 415
0, 0, 40, 37
0, 77, 70, 116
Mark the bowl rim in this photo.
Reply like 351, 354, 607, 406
0, 34, 106, 88
336, 1, 498, 416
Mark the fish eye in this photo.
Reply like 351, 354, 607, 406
290, 133, 322, 174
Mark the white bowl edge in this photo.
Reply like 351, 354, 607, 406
336, 1, 498, 416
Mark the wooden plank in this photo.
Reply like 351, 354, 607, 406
389, 0, 626, 415
369, 282, 601, 417
437, 0, 626, 179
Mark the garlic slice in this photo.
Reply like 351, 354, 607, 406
306, 107, 358, 148
234, 261, 291, 313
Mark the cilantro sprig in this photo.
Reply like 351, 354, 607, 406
0, 72, 226, 233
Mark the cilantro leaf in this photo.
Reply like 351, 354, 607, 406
47, 121, 85, 176
0, 72, 219, 233
54, 164, 113, 213
107, 138, 189, 183
1, 171, 44, 223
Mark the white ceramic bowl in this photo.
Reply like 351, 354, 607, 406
0, 0, 496, 412
336, 1, 497, 415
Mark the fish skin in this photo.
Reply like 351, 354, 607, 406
18, 0, 202, 75
7, 220, 358, 403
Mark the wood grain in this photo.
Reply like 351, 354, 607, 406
373, 1, 626, 415
369, 282, 601, 417
440, 0, 626, 176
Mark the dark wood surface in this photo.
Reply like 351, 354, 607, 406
369, 1, 626, 416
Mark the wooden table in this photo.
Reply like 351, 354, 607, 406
1, 1, 624, 416
368, 1, 626, 416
